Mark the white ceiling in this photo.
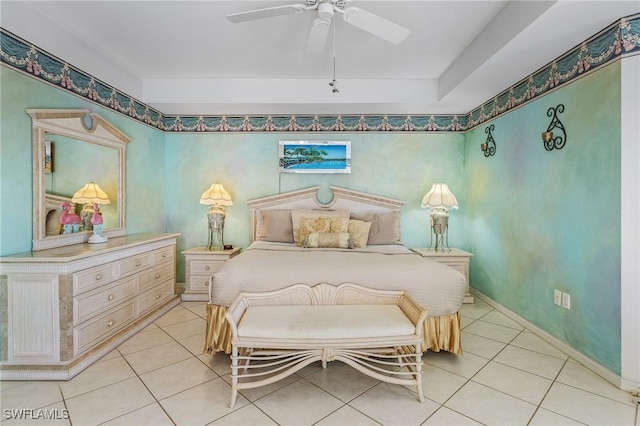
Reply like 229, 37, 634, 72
2, 0, 639, 116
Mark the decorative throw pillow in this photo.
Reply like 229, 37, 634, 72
259, 210, 293, 243
296, 217, 332, 246
350, 211, 401, 245
348, 219, 371, 248
291, 209, 350, 243
304, 232, 351, 249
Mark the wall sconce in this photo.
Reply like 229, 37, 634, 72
480, 124, 496, 157
421, 183, 458, 252
542, 104, 567, 151
200, 183, 233, 250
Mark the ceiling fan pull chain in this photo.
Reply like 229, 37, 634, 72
330, 16, 339, 93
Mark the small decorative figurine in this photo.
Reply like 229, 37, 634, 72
59, 201, 82, 234
88, 202, 107, 243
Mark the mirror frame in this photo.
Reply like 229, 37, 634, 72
28, 109, 130, 251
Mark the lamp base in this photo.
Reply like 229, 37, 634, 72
429, 207, 450, 252
88, 233, 108, 244
207, 210, 225, 251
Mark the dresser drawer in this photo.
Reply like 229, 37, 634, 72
154, 246, 175, 264
138, 280, 175, 316
191, 260, 224, 275
74, 301, 136, 356
119, 253, 153, 277
139, 263, 175, 293
138, 263, 174, 293
73, 263, 118, 295
74, 277, 136, 325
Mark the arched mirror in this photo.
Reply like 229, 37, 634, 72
29, 109, 129, 251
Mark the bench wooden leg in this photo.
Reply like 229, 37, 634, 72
415, 347, 424, 402
230, 345, 239, 408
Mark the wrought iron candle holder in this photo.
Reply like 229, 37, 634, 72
480, 124, 496, 157
542, 104, 567, 151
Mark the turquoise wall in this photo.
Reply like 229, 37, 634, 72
0, 66, 167, 255
165, 131, 466, 280
463, 61, 622, 374
0, 58, 624, 375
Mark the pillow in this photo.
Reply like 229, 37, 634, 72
296, 217, 332, 246
349, 211, 401, 245
304, 232, 351, 248
292, 210, 350, 245
259, 210, 293, 243
348, 219, 371, 248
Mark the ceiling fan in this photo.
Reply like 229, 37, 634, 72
227, 0, 410, 55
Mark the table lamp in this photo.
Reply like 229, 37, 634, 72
421, 183, 458, 251
72, 181, 110, 243
200, 183, 233, 250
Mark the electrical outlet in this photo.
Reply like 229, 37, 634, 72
554, 289, 562, 306
562, 292, 571, 309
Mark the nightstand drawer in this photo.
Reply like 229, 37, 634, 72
188, 275, 213, 292
74, 277, 136, 325
191, 260, 224, 275
182, 246, 240, 302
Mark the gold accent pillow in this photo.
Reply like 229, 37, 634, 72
348, 219, 372, 248
304, 232, 351, 248
296, 217, 332, 246
294, 216, 349, 246
291, 210, 350, 244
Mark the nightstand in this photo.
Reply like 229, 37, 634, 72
182, 246, 241, 301
411, 248, 474, 303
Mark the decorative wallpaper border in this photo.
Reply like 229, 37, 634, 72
1, 14, 638, 133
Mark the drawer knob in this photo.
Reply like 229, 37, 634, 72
96, 273, 103, 281
205, 280, 209, 287
107, 320, 114, 327
204, 266, 210, 271
108, 294, 114, 301
155, 273, 161, 279
135, 260, 142, 267
163, 253, 167, 258
155, 294, 161, 299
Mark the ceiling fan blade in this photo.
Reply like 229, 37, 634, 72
305, 18, 331, 55
341, 7, 410, 44
227, 4, 309, 23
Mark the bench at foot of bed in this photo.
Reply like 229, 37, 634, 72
224, 282, 428, 408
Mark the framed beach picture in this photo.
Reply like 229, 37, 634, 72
279, 140, 351, 174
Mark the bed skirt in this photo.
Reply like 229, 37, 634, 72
204, 303, 462, 355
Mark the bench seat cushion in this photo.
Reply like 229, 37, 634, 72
237, 305, 415, 339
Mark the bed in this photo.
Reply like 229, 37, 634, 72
205, 186, 466, 354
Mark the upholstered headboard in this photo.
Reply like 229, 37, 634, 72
246, 186, 404, 243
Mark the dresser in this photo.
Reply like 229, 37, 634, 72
0, 233, 180, 380
182, 247, 241, 301
411, 248, 474, 303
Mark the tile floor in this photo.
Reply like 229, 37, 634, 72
1, 298, 638, 425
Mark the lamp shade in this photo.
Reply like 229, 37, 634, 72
421, 183, 458, 209
72, 182, 110, 205
200, 183, 233, 206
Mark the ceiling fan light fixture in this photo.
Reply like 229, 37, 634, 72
317, 1, 335, 19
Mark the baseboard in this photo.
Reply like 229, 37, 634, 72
470, 289, 625, 391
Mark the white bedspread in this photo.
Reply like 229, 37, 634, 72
210, 242, 466, 318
